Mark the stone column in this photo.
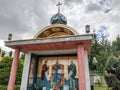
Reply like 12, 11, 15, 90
20, 53, 31, 90
7, 48, 20, 90
84, 50, 90, 90
77, 44, 86, 90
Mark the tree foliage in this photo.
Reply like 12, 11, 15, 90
89, 33, 111, 73
0, 56, 23, 85
1, 50, 5, 57
104, 55, 120, 90
9, 51, 13, 57
112, 35, 120, 57
20, 53, 25, 60
0, 56, 12, 85
89, 33, 120, 89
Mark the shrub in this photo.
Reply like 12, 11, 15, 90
0, 85, 20, 90
104, 55, 120, 90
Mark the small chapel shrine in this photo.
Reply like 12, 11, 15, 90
5, 2, 93, 90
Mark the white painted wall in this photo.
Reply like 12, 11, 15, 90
84, 50, 91, 90
20, 53, 31, 90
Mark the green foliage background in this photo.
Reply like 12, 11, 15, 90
0, 85, 20, 90
89, 34, 120, 74
90, 34, 120, 89
104, 56, 120, 89
0, 56, 23, 85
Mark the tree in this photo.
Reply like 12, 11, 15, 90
20, 53, 25, 60
0, 56, 12, 85
97, 38, 111, 73
0, 48, 1, 54
89, 33, 111, 73
104, 55, 120, 90
9, 51, 13, 57
112, 35, 120, 57
1, 50, 5, 57
89, 33, 102, 71
15, 58, 24, 85
0, 56, 23, 85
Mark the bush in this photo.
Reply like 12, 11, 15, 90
0, 56, 23, 85
15, 85, 20, 90
0, 85, 7, 90
0, 85, 20, 90
104, 56, 120, 90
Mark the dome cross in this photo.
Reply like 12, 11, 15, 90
56, 2, 62, 13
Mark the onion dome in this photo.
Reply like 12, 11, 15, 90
50, 13, 67, 25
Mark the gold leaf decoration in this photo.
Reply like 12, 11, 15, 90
52, 27, 61, 32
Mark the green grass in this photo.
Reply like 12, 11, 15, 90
94, 86, 106, 90
94, 86, 112, 90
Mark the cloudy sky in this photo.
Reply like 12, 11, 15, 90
0, 0, 120, 50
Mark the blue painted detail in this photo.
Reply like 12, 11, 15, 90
50, 13, 67, 25
64, 78, 79, 90
36, 77, 79, 90
58, 15, 62, 19
27, 86, 33, 90
27, 54, 39, 90
37, 77, 51, 90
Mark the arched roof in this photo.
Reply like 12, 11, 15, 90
34, 24, 79, 39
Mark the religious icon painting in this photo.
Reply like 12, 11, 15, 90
34, 56, 79, 90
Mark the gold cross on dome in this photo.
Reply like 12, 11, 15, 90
56, 2, 62, 13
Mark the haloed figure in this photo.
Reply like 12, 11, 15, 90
41, 60, 49, 86
53, 60, 62, 86
68, 61, 77, 79
67, 61, 77, 89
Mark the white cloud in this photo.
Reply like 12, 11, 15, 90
0, 40, 12, 52
0, 0, 120, 50
0, 40, 4, 47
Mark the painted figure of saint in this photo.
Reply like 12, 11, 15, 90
53, 61, 62, 86
41, 60, 49, 86
51, 60, 64, 89
67, 61, 77, 89
68, 61, 77, 79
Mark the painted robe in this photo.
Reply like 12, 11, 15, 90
68, 63, 76, 79
53, 64, 62, 87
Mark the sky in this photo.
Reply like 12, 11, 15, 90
0, 0, 120, 51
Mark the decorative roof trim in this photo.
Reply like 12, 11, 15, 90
5, 35, 93, 46
34, 24, 79, 39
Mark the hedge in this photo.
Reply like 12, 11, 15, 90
0, 85, 20, 90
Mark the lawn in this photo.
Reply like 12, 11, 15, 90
94, 86, 112, 90
94, 87, 106, 90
